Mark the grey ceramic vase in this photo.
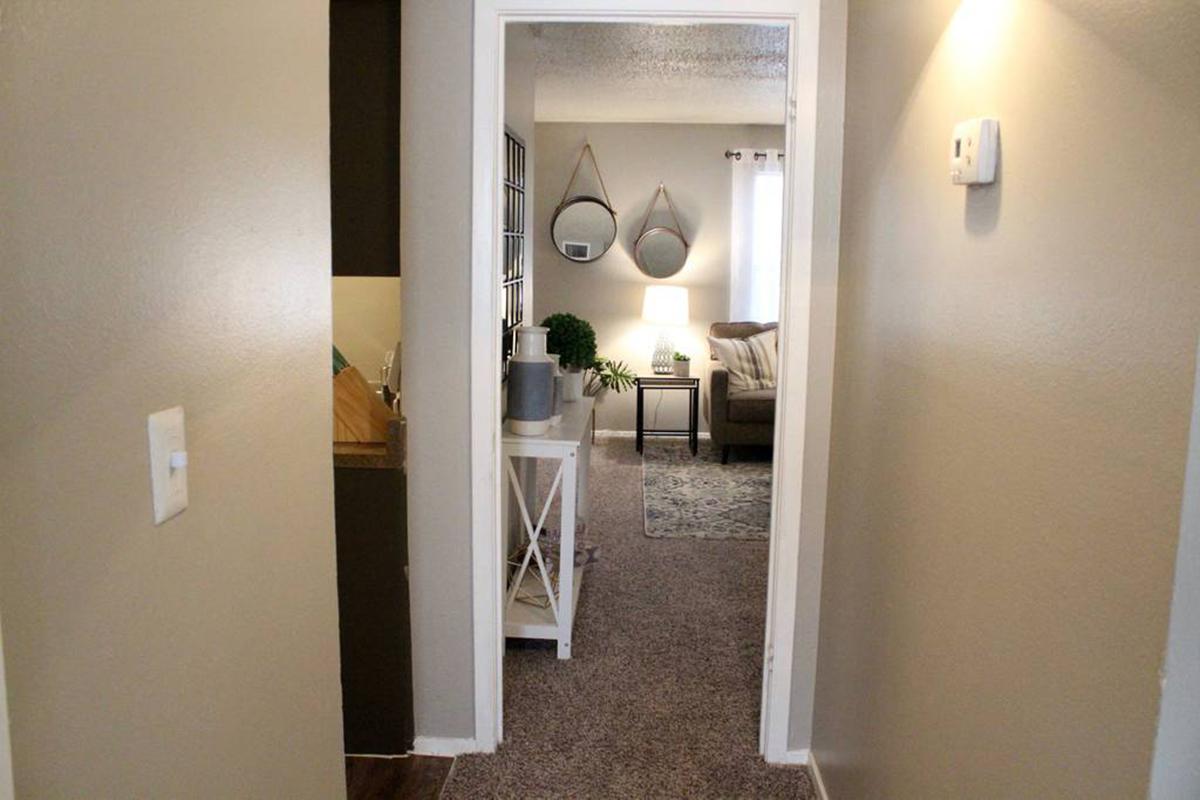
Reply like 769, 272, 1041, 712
507, 326, 553, 436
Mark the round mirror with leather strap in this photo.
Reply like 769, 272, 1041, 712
634, 184, 689, 279
551, 143, 617, 263
551, 195, 617, 263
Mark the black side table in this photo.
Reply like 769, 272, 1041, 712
635, 376, 700, 455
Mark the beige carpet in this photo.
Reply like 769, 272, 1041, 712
442, 438, 815, 799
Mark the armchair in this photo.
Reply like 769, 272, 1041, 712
703, 322, 778, 463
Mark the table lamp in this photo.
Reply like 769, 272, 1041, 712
642, 285, 689, 374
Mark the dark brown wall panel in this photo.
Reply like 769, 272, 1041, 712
331, 0, 400, 277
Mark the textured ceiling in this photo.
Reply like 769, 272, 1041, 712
527, 23, 788, 125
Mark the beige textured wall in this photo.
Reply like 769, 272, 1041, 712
400, 0, 477, 739
0, 1, 345, 796
332, 277, 402, 382
812, 1, 1200, 797
535, 123, 784, 432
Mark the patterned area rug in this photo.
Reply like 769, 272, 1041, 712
643, 439, 772, 540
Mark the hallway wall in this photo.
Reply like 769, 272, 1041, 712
0, 1, 345, 796
812, 0, 1200, 797
400, 0, 477, 740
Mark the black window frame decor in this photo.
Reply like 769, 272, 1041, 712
501, 128, 526, 379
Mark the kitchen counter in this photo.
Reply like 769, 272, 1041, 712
333, 412, 411, 754
333, 416, 405, 470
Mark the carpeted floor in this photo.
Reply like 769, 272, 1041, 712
443, 437, 814, 799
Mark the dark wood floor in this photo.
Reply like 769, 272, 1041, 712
346, 755, 453, 800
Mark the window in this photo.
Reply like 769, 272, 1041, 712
501, 129, 526, 377
748, 171, 783, 322
729, 149, 784, 322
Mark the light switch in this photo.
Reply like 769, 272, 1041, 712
148, 406, 188, 524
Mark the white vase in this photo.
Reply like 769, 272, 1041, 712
561, 368, 584, 402
507, 327, 553, 436
548, 353, 564, 426
672, 359, 690, 377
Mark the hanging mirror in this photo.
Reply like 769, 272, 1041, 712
634, 184, 689, 279
551, 143, 617, 263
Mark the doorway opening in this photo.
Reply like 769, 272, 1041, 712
465, 0, 842, 785
493, 18, 788, 779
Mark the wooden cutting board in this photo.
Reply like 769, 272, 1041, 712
334, 366, 396, 443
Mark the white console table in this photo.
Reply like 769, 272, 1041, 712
502, 396, 593, 659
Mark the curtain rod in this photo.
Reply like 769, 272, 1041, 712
724, 150, 786, 161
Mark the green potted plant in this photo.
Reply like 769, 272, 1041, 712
672, 351, 691, 378
542, 312, 597, 401
584, 357, 636, 397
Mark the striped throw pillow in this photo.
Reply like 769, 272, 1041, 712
708, 329, 777, 393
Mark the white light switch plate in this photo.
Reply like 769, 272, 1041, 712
148, 406, 188, 524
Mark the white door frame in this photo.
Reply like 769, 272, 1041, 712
0, 613, 14, 799
470, 0, 844, 763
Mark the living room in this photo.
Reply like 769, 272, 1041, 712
478, 21, 791, 794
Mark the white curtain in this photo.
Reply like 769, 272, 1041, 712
728, 148, 784, 322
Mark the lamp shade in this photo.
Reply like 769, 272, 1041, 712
642, 286, 689, 327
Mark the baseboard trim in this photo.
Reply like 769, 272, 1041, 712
777, 747, 810, 765
809, 751, 830, 800
345, 753, 409, 759
410, 736, 478, 757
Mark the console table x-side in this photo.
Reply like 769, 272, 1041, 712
501, 396, 593, 659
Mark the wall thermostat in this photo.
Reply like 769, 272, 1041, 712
950, 118, 998, 185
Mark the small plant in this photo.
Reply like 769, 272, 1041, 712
585, 357, 636, 397
541, 313, 597, 370
672, 352, 690, 362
